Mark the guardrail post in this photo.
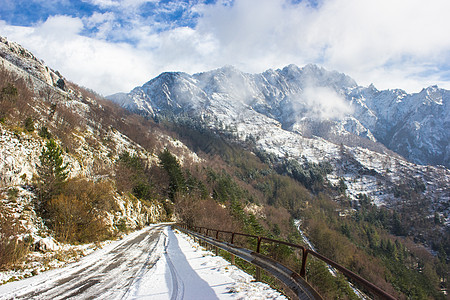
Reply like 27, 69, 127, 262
255, 237, 262, 281
215, 230, 220, 255
229, 232, 236, 265
255, 266, 261, 282
300, 249, 308, 278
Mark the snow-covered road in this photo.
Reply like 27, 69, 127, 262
0, 225, 286, 299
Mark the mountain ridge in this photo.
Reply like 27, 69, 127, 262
108, 64, 449, 168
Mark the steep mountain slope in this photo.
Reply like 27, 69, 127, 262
108, 65, 450, 225
349, 84, 449, 166
0, 37, 203, 280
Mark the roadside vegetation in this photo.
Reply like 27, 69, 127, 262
0, 198, 31, 269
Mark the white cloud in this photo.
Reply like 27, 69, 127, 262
38, 15, 84, 40
1, 0, 450, 94
301, 86, 354, 121
89, 0, 120, 8
81, 0, 128, 9
83, 12, 117, 40
306, 0, 450, 89
0, 16, 153, 95
193, 0, 450, 91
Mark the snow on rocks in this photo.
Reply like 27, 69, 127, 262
0, 126, 43, 187
0, 37, 61, 88
244, 203, 266, 219
0, 124, 86, 187
33, 237, 60, 252
0, 238, 108, 285
112, 194, 166, 230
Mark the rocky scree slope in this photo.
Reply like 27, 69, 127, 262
109, 64, 450, 227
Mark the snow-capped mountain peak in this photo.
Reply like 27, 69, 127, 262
108, 64, 448, 168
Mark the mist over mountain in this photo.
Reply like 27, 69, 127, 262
108, 64, 449, 168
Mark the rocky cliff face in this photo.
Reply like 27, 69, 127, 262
349, 84, 449, 167
0, 37, 63, 88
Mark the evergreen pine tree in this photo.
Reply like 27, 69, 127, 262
36, 139, 68, 207
158, 148, 186, 200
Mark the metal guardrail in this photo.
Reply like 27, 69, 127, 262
175, 224, 396, 300
175, 225, 322, 300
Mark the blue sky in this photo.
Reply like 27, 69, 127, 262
1, 0, 449, 95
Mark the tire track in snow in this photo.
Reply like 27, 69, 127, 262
163, 231, 185, 300
121, 229, 166, 299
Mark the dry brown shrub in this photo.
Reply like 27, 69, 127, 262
263, 206, 292, 238
118, 114, 157, 152
55, 104, 84, 130
47, 178, 116, 243
115, 163, 138, 194
50, 105, 85, 151
62, 178, 115, 211
174, 194, 239, 232
84, 135, 100, 150
47, 194, 81, 242
147, 164, 171, 200
0, 66, 35, 124
0, 199, 30, 268
92, 157, 112, 177
39, 86, 58, 104
83, 96, 158, 153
